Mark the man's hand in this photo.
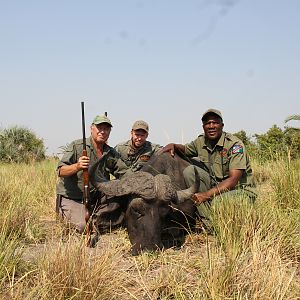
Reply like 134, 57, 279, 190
77, 155, 90, 171
59, 155, 90, 177
158, 143, 175, 157
192, 169, 243, 204
192, 191, 211, 204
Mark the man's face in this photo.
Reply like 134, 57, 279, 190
202, 114, 224, 141
131, 129, 148, 148
91, 123, 111, 144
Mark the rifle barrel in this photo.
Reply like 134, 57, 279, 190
81, 101, 91, 246
81, 101, 86, 150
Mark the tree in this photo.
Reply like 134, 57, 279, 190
284, 114, 300, 159
285, 114, 300, 124
233, 130, 250, 145
285, 114, 300, 131
254, 125, 286, 160
0, 126, 46, 163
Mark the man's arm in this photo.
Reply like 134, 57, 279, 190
192, 169, 243, 203
159, 143, 185, 157
58, 155, 90, 177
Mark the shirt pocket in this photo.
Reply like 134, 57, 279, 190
198, 154, 209, 163
212, 154, 229, 180
197, 154, 209, 171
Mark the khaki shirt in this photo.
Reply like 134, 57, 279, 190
56, 137, 129, 200
185, 132, 256, 194
115, 140, 162, 172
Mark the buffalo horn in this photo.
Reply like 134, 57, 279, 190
176, 167, 200, 203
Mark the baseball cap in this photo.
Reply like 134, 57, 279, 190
201, 109, 223, 121
92, 115, 113, 127
132, 120, 149, 133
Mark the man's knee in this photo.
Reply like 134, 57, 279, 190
183, 165, 195, 186
57, 196, 86, 233
183, 165, 210, 192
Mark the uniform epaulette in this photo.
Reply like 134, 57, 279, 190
73, 138, 91, 147
224, 132, 236, 141
73, 138, 83, 145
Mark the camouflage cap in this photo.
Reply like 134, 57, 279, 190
92, 115, 113, 127
201, 108, 223, 121
132, 120, 149, 133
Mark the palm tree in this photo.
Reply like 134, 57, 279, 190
285, 114, 300, 123
284, 115, 300, 162
285, 115, 300, 131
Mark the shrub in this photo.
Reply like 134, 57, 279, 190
0, 126, 46, 163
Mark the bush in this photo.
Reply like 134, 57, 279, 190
254, 125, 287, 161
0, 126, 46, 163
284, 127, 300, 159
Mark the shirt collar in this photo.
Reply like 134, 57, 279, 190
204, 132, 226, 151
88, 136, 111, 155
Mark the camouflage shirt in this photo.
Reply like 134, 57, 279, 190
56, 137, 129, 200
184, 132, 256, 194
115, 140, 162, 172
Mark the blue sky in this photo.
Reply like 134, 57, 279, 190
1, 0, 299, 155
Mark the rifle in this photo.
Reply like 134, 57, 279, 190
81, 101, 92, 246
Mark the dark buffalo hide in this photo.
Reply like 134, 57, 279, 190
89, 152, 201, 255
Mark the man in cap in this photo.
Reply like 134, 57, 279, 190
56, 114, 129, 233
115, 120, 162, 172
160, 108, 256, 218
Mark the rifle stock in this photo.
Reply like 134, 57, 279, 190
81, 101, 92, 246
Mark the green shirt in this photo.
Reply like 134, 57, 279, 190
115, 140, 162, 172
184, 132, 256, 194
56, 137, 129, 200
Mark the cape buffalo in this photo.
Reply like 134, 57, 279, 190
90, 152, 202, 255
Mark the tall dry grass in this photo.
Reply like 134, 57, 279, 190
0, 157, 299, 299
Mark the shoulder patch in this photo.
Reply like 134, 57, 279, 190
219, 148, 228, 157
232, 145, 244, 154
139, 155, 150, 162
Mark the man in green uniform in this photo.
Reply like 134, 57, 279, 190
56, 114, 129, 233
161, 108, 256, 217
115, 120, 162, 172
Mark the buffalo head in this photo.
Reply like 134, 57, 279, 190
90, 157, 200, 254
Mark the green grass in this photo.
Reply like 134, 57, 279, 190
0, 157, 299, 299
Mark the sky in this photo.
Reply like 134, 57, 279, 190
1, 0, 299, 156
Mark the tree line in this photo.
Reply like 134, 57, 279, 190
0, 115, 299, 163
234, 115, 300, 161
